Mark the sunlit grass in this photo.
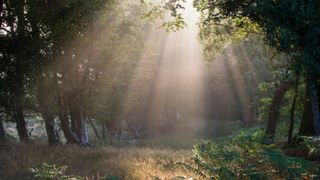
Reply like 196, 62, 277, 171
0, 144, 193, 179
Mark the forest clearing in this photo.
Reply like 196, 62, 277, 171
1, 0, 320, 179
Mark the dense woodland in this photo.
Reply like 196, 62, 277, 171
1, 0, 320, 179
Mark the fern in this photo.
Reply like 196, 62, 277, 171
176, 129, 320, 179
29, 163, 80, 180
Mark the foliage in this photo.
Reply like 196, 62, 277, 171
176, 130, 320, 179
0, 0, 166, 143
29, 163, 79, 180
292, 136, 320, 158
141, 0, 187, 32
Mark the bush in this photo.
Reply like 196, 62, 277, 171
176, 130, 320, 179
29, 163, 80, 180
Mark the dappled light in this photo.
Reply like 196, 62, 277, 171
1, 0, 320, 179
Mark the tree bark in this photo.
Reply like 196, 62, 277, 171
299, 72, 320, 135
288, 72, 300, 143
264, 81, 290, 142
37, 84, 60, 145
58, 94, 78, 144
14, 92, 29, 142
13, 0, 28, 143
299, 88, 314, 135
308, 73, 320, 135
40, 107, 60, 145
69, 92, 88, 145
0, 117, 5, 140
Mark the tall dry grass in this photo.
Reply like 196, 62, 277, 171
0, 143, 193, 179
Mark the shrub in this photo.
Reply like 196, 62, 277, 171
176, 130, 320, 179
29, 163, 80, 180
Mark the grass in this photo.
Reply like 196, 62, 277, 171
0, 118, 238, 179
0, 143, 195, 180
2, 121, 312, 179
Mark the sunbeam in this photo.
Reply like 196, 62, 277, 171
1, 0, 318, 179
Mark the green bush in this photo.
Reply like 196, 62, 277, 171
29, 163, 80, 180
176, 130, 320, 179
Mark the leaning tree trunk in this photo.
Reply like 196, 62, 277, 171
264, 81, 291, 142
58, 93, 78, 144
299, 72, 320, 135
39, 105, 60, 145
42, 111, 59, 145
38, 86, 60, 145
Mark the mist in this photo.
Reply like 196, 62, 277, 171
2, 0, 315, 179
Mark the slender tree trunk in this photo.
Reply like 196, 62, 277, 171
264, 81, 290, 142
299, 86, 314, 135
69, 92, 88, 145
81, 116, 89, 144
0, 117, 5, 141
58, 94, 77, 144
299, 72, 320, 135
14, 92, 29, 142
288, 72, 300, 143
88, 117, 100, 139
101, 120, 106, 139
308, 73, 320, 135
13, 0, 29, 143
40, 108, 60, 145
59, 111, 77, 144
38, 84, 60, 145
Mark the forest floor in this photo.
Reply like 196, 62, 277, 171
0, 139, 197, 180
0, 120, 243, 179
1, 122, 319, 179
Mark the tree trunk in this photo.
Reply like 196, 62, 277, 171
299, 72, 320, 135
38, 85, 60, 145
40, 108, 60, 145
70, 107, 88, 145
101, 120, 106, 139
13, 0, 28, 143
264, 81, 290, 142
58, 94, 78, 144
69, 92, 88, 145
0, 117, 5, 141
308, 73, 320, 135
288, 72, 300, 143
88, 117, 100, 139
14, 93, 29, 142
299, 87, 314, 135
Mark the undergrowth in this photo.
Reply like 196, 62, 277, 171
176, 129, 320, 179
0, 144, 192, 179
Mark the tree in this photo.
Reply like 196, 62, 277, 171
191, 0, 320, 137
1, 0, 161, 144
0, 0, 112, 144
